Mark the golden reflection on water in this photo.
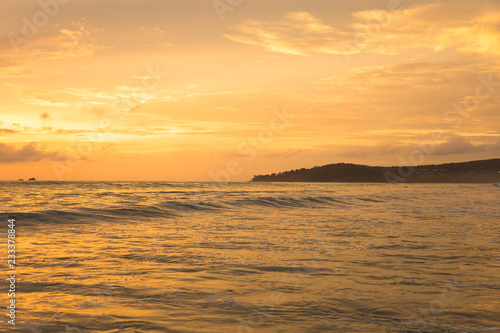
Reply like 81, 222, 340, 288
3, 182, 499, 332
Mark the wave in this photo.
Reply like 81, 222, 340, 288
1, 194, 385, 224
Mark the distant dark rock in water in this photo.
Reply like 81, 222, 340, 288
28, 178, 37, 181
252, 158, 500, 183
18, 179, 24, 181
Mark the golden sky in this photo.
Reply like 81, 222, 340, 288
0, 0, 499, 181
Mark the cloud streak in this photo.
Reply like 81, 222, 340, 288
224, 12, 344, 56
225, 1, 500, 58
2, 20, 105, 60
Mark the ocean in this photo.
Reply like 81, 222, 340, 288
1, 181, 499, 332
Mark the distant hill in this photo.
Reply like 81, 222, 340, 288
251, 159, 500, 183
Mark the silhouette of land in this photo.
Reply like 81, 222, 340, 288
252, 159, 500, 183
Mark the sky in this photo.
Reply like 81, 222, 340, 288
0, 0, 499, 181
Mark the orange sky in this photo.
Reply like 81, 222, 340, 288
0, 0, 499, 181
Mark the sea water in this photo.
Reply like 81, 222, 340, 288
1, 181, 499, 332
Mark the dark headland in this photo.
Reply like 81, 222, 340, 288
251, 158, 500, 183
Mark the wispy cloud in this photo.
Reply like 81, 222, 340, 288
0, 59, 37, 78
1, 20, 105, 60
225, 1, 500, 58
224, 12, 344, 56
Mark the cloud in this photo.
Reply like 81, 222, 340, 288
0, 19, 106, 80
0, 59, 18, 69
62, 85, 160, 109
339, 136, 500, 159
341, 145, 402, 158
347, 1, 500, 57
307, 59, 500, 124
0, 142, 65, 163
6, 84, 72, 107
224, 12, 344, 56
263, 149, 306, 158
225, 1, 500, 58
84, 106, 106, 116
40, 112, 51, 121
434, 136, 500, 155
0, 121, 20, 135
0, 128, 18, 134
0, 59, 37, 78
27, 96, 71, 107
2, 20, 105, 60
